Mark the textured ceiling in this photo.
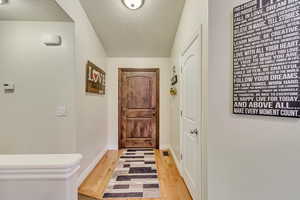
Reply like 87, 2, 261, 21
80, 0, 185, 57
0, 0, 72, 21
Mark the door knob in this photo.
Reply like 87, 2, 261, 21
190, 129, 199, 135
193, 129, 199, 135
190, 129, 194, 134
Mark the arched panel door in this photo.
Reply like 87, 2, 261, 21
119, 69, 159, 149
181, 32, 202, 200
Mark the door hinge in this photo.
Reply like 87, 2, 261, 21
181, 66, 183, 73
180, 110, 183, 117
180, 153, 183, 160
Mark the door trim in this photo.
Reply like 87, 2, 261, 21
179, 26, 208, 200
118, 68, 160, 149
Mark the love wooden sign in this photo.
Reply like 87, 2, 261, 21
86, 61, 105, 95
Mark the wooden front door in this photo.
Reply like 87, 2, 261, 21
119, 68, 159, 149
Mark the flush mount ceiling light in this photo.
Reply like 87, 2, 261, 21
0, 0, 8, 5
122, 0, 145, 10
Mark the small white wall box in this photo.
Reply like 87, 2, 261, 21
3, 83, 15, 90
43, 35, 62, 46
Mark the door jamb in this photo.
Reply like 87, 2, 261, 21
179, 26, 208, 200
118, 68, 160, 150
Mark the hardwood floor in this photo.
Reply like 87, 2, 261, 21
78, 150, 193, 200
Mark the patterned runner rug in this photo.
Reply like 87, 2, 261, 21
103, 149, 160, 199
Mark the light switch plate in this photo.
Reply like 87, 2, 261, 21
56, 106, 67, 117
3, 82, 15, 90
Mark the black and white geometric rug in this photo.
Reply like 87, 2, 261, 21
103, 149, 160, 199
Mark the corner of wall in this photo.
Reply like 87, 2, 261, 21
77, 146, 108, 187
56, 0, 110, 182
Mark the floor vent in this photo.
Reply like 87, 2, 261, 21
163, 151, 169, 156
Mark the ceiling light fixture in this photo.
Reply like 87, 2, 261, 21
0, 0, 8, 5
122, 0, 145, 10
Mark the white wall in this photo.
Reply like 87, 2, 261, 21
0, 21, 76, 154
56, 0, 108, 175
107, 57, 171, 149
170, 0, 208, 160
208, 0, 300, 200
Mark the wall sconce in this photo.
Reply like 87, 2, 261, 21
171, 66, 178, 86
42, 35, 62, 46
170, 66, 178, 96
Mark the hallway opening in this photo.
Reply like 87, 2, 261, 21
2, 0, 299, 200
0, 0, 208, 200
79, 149, 193, 200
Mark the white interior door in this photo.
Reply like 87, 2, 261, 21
181, 31, 202, 200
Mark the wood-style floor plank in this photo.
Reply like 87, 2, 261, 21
78, 150, 192, 200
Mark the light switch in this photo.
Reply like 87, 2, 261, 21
56, 105, 67, 117
3, 82, 15, 90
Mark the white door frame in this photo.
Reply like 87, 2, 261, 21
179, 25, 208, 200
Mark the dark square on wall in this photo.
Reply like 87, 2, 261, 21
232, 0, 300, 118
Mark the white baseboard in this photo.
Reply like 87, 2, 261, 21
159, 144, 170, 150
108, 144, 169, 150
169, 146, 182, 174
107, 144, 118, 150
77, 147, 107, 187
